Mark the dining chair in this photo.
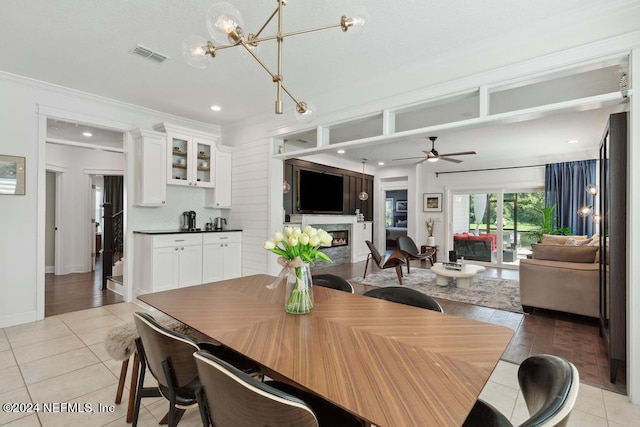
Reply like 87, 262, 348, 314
193, 350, 362, 427
363, 240, 406, 285
462, 354, 580, 427
363, 286, 443, 312
312, 273, 355, 293
132, 312, 261, 427
396, 236, 435, 272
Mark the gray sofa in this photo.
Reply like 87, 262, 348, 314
519, 234, 600, 318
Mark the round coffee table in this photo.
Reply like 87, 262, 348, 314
430, 262, 486, 288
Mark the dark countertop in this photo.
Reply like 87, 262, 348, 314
134, 229, 242, 235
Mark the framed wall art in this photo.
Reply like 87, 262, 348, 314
395, 200, 408, 212
0, 155, 26, 195
423, 193, 442, 212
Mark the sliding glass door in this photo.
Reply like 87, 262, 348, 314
451, 189, 543, 266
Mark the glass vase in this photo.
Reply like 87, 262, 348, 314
285, 264, 314, 314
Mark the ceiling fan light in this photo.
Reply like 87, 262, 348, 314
427, 157, 439, 162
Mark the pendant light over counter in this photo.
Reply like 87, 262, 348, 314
358, 159, 369, 201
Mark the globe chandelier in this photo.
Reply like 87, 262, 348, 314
182, 1, 367, 123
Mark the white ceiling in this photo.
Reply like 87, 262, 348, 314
1, 0, 637, 170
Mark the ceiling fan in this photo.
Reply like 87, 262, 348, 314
393, 136, 476, 164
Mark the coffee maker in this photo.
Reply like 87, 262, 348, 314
181, 211, 197, 231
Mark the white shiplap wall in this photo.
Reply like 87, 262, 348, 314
231, 139, 270, 275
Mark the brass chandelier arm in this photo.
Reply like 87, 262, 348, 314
237, 40, 304, 114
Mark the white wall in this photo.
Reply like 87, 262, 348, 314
0, 74, 221, 328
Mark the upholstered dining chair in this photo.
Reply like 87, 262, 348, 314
312, 273, 355, 293
363, 287, 443, 312
193, 350, 362, 427
364, 240, 406, 285
462, 354, 580, 427
132, 312, 261, 427
396, 236, 435, 272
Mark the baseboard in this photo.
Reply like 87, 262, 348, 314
45, 265, 54, 274
0, 310, 38, 328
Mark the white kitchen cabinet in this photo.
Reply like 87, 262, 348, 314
352, 221, 373, 262
204, 145, 232, 209
167, 132, 215, 188
133, 233, 203, 295
132, 129, 166, 207
202, 232, 242, 282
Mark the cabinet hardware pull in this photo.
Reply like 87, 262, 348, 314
175, 239, 185, 242
181, 247, 185, 250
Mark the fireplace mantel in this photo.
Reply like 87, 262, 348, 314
288, 214, 358, 226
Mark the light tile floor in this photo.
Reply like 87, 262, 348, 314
1, 303, 639, 426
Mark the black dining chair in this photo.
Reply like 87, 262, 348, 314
312, 273, 355, 293
131, 312, 261, 427
396, 236, 435, 272
363, 240, 406, 285
193, 350, 362, 427
462, 354, 580, 427
363, 286, 443, 312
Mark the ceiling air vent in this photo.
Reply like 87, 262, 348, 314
130, 44, 170, 64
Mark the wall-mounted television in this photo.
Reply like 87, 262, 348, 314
298, 168, 344, 213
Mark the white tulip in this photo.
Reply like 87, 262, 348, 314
319, 230, 333, 245
292, 227, 302, 237
304, 225, 317, 236
273, 231, 284, 242
299, 234, 310, 245
309, 234, 321, 246
284, 226, 293, 237
263, 240, 276, 250
288, 236, 299, 247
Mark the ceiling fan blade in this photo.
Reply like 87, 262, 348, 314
438, 151, 477, 157
439, 157, 463, 164
413, 158, 428, 165
392, 156, 427, 161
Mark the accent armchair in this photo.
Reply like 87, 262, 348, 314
364, 240, 405, 285
396, 236, 435, 273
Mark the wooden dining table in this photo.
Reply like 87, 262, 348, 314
138, 274, 514, 426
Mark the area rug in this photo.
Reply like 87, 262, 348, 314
350, 268, 523, 313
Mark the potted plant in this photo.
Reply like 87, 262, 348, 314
531, 204, 572, 242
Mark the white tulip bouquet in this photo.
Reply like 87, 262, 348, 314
263, 225, 333, 313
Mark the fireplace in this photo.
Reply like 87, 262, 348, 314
330, 230, 348, 247
314, 223, 351, 266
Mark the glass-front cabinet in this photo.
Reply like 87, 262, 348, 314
168, 132, 215, 188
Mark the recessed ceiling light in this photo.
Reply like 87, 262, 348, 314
337, 149, 345, 154
210, 105, 222, 111
82, 132, 93, 137
378, 162, 384, 166
567, 139, 579, 144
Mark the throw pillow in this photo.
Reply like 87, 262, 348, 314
564, 237, 593, 246
540, 234, 588, 245
531, 243, 598, 263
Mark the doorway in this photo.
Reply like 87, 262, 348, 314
43, 118, 126, 317
450, 189, 543, 267
384, 189, 408, 250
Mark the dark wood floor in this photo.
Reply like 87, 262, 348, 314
45, 254, 626, 394
314, 257, 627, 395
45, 255, 123, 317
